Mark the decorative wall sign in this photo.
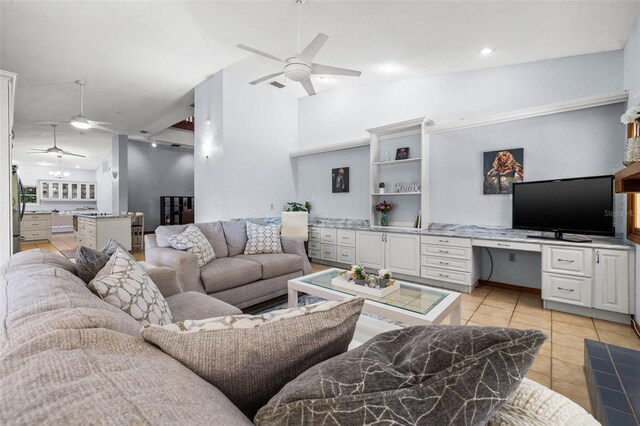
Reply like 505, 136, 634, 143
483, 148, 524, 194
395, 147, 410, 160
395, 182, 421, 193
332, 167, 350, 193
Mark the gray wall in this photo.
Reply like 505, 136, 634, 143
127, 140, 194, 231
294, 145, 370, 219
430, 103, 626, 287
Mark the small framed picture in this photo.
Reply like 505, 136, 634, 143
332, 167, 349, 193
395, 147, 409, 160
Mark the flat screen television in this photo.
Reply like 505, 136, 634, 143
512, 175, 614, 242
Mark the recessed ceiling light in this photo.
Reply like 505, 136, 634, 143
151, 142, 157, 148
319, 76, 334, 82
480, 47, 494, 56
380, 64, 400, 73
75, 165, 80, 168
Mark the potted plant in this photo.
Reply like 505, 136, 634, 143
375, 200, 394, 226
377, 269, 394, 288
378, 182, 385, 194
285, 201, 312, 213
347, 264, 368, 286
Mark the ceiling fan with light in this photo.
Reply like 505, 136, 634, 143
236, 0, 361, 96
37, 80, 117, 133
28, 124, 86, 158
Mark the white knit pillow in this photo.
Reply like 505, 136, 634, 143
244, 222, 283, 254
168, 224, 215, 267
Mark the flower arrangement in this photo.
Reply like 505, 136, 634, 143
375, 200, 393, 212
621, 105, 640, 124
378, 269, 392, 279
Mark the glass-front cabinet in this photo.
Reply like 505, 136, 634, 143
39, 180, 97, 202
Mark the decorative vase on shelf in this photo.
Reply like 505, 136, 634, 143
380, 212, 389, 226
624, 137, 640, 166
379, 188, 385, 194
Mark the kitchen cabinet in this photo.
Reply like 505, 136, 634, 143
309, 227, 356, 266
593, 249, 629, 314
356, 231, 420, 276
21, 213, 52, 242
355, 231, 385, 270
75, 216, 131, 250
40, 180, 96, 201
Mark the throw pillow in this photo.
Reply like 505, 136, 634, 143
255, 325, 548, 426
142, 297, 365, 419
244, 222, 283, 254
102, 238, 127, 256
168, 224, 215, 267
88, 247, 173, 326
75, 246, 111, 283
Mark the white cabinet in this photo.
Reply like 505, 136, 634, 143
542, 273, 592, 307
75, 216, 131, 251
309, 226, 355, 266
21, 213, 52, 242
386, 233, 421, 276
356, 231, 420, 276
594, 249, 629, 314
420, 236, 476, 288
40, 180, 97, 202
356, 231, 386, 270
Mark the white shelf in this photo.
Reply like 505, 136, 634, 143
372, 157, 421, 166
371, 192, 421, 196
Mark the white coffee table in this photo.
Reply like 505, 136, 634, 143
288, 268, 462, 329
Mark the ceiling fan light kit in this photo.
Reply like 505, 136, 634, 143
237, 0, 362, 96
70, 115, 92, 129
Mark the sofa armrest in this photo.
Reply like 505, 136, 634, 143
144, 247, 206, 294
146, 267, 182, 298
281, 237, 312, 275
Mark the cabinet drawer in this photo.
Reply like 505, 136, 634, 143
86, 226, 96, 238
422, 266, 471, 286
308, 248, 321, 259
543, 246, 592, 277
422, 235, 471, 248
308, 228, 321, 242
308, 241, 321, 250
421, 255, 470, 272
23, 214, 51, 221
22, 229, 49, 241
337, 229, 356, 247
321, 244, 336, 261
320, 228, 337, 244
421, 244, 471, 260
474, 239, 541, 252
337, 246, 355, 264
542, 273, 592, 307
22, 220, 50, 229
85, 239, 97, 250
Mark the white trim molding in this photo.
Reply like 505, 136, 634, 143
426, 91, 628, 135
289, 138, 370, 158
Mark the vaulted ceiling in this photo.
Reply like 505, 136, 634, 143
2, 1, 639, 168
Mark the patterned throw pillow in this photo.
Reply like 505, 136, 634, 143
89, 248, 173, 326
255, 325, 547, 426
244, 222, 283, 254
142, 297, 364, 419
75, 246, 111, 283
168, 224, 215, 267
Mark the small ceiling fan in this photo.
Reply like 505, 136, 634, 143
237, 0, 361, 96
37, 80, 117, 133
28, 124, 86, 158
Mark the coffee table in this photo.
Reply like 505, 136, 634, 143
288, 268, 462, 327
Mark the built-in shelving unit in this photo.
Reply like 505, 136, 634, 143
367, 117, 429, 229
615, 119, 640, 193
160, 196, 195, 225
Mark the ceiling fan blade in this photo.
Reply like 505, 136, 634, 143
250, 72, 284, 85
311, 63, 362, 77
91, 124, 119, 134
88, 120, 112, 125
28, 149, 50, 153
237, 44, 285, 63
34, 121, 65, 125
60, 151, 86, 158
299, 33, 329, 62
300, 78, 316, 96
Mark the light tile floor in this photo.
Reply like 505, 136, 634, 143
310, 262, 640, 414
22, 241, 640, 414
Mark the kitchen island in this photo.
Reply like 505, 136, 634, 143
74, 215, 132, 251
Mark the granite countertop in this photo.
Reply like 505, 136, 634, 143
77, 214, 131, 220
308, 219, 634, 250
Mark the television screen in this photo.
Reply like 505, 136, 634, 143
512, 175, 614, 236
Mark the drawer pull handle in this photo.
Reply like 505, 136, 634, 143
438, 250, 449, 254
341, 254, 348, 257
497, 243, 510, 247
438, 273, 450, 278
342, 237, 349, 239
439, 261, 450, 265
324, 252, 331, 255
558, 287, 574, 292
439, 239, 449, 243
557, 259, 575, 263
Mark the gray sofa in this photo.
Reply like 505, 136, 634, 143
145, 220, 312, 309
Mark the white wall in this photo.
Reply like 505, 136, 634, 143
298, 51, 623, 148
17, 164, 97, 212
95, 151, 113, 213
194, 70, 297, 222
429, 104, 626, 230
294, 146, 370, 219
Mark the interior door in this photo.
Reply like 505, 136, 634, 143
385, 233, 421, 276
356, 231, 385, 270
594, 249, 629, 313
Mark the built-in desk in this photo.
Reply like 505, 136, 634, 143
308, 220, 635, 324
